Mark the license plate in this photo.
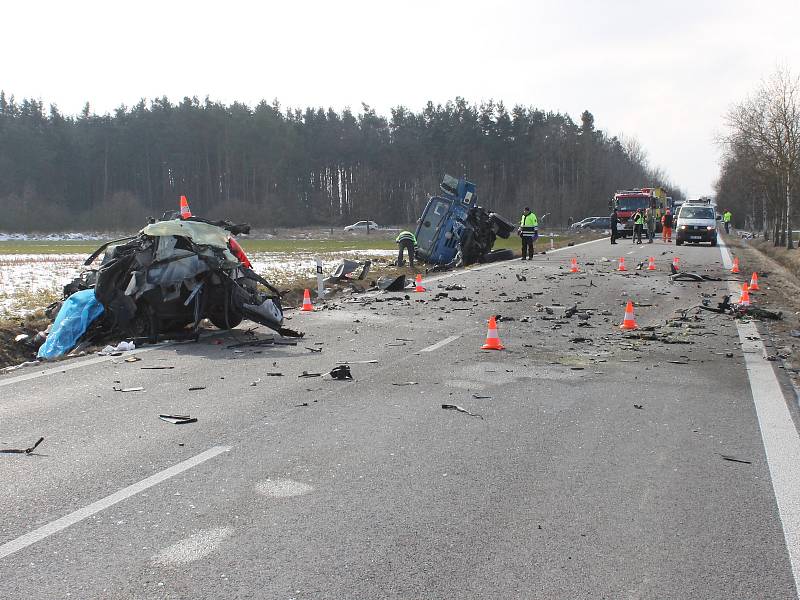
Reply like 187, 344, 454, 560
690, 235, 702, 240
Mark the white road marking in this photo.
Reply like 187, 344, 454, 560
255, 478, 314, 498
152, 527, 234, 567
0, 445, 231, 561
0, 347, 154, 389
719, 237, 800, 595
420, 335, 460, 353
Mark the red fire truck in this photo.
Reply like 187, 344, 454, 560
610, 187, 670, 237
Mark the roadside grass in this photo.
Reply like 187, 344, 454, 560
0, 230, 603, 256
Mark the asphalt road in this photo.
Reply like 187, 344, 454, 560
1, 236, 798, 599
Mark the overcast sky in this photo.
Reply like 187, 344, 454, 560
3, 0, 798, 197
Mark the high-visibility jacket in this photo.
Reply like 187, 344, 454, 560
723, 211, 732, 222
634, 213, 644, 225
396, 231, 417, 246
520, 213, 538, 228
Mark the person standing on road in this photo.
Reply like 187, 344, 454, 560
518, 207, 539, 260
662, 209, 673, 243
395, 230, 417, 268
610, 209, 619, 244
723, 210, 732, 234
632, 209, 644, 244
645, 206, 656, 244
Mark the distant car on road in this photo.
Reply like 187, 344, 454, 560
582, 217, 612, 230
344, 220, 382, 232
569, 217, 597, 230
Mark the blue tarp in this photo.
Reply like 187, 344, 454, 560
37, 289, 105, 360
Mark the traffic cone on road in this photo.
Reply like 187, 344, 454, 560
647, 256, 656, 271
179, 195, 192, 219
481, 316, 505, 350
738, 283, 751, 306
414, 274, 426, 292
749, 272, 760, 291
300, 288, 314, 312
731, 256, 740, 274
618, 257, 627, 271
672, 256, 680, 270
570, 257, 579, 273
620, 301, 638, 330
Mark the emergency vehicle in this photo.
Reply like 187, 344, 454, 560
610, 187, 670, 237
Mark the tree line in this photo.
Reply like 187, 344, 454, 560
717, 67, 800, 248
0, 93, 683, 231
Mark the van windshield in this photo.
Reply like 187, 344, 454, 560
680, 207, 714, 220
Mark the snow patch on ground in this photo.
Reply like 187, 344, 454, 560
0, 249, 395, 316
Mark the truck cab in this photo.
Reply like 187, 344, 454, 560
415, 175, 514, 266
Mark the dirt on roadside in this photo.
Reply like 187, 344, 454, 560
726, 235, 800, 389
0, 311, 51, 370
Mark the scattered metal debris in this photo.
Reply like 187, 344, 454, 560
441, 404, 483, 419
719, 454, 752, 465
392, 381, 419, 386
0, 437, 44, 455
159, 414, 198, 425
113, 386, 145, 392
329, 365, 353, 380
298, 371, 322, 378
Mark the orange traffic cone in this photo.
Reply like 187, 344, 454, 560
570, 257, 579, 273
179, 195, 192, 219
620, 301, 638, 330
414, 274, 426, 292
731, 257, 740, 274
673, 256, 680, 270
481, 316, 505, 350
647, 256, 656, 271
300, 288, 314, 312
749, 272, 760, 291
618, 257, 627, 271
738, 283, 751, 306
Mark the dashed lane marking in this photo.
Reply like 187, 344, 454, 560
420, 335, 460, 353
152, 527, 234, 567
0, 445, 231, 561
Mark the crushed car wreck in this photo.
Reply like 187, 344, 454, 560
38, 213, 294, 359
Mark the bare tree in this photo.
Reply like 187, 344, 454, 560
725, 67, 800, 248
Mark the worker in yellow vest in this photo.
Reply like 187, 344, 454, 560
518, 207, 539, 260
723, 210, 732, 234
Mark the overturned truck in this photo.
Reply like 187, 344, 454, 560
414, 175, 515, 268
39, 216, 289, 359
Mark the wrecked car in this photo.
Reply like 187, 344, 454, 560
39, 215, 289, 359
414, 175, 515, 268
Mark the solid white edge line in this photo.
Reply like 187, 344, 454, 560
419, 335, 460, 353
0, 445, 231, 561
719, 237, 800, 596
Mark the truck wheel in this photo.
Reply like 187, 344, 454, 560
676, 240, 683, 246
710, 239, 717, 247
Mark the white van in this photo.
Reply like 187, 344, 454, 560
675, 202, 717, 246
